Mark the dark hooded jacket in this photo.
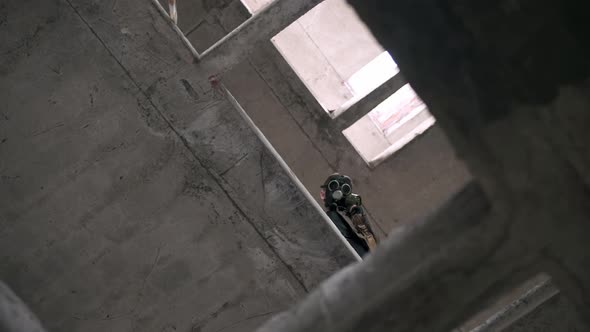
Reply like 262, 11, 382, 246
326, 207, 369, 257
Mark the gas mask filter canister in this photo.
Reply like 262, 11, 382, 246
328, 179, 351, 201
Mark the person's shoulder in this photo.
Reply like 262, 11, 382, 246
326, 209, 345, 219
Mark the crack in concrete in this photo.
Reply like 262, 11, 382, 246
219, 152, 249, 176
29, 122, 65, 138
259, 150, 268, 214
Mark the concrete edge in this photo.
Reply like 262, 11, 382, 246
150, 0, 201, 61
469, 276, 559, 332
222, 84, 362, 262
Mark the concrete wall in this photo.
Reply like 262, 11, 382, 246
0, 0, 356, 331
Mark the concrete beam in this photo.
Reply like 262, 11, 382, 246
199, 0, 325, 75
469, 277, 559, 332
151, 0, 200, 60
334, 73, 408, 130
1, 0, 361, 329
222, 84, 362, 263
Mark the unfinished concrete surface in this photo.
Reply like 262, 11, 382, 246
0, 0, 359, 331
155, 0, 250, 53
503, 294, 583, 332
197, 0, 327, 74
461, 276, 583, 332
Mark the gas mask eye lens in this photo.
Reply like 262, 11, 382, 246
328, 180, 340, 191
341, 184, 351, 195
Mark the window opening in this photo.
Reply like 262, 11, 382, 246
157, 0, 252, 53
271, 0, 398, 114
342, 84, 436, 167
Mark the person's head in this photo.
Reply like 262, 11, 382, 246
320, 173, 353, 209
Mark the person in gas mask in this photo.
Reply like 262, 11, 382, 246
320, 173, 377, 257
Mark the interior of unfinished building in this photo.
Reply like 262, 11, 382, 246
1, 0, 589, 331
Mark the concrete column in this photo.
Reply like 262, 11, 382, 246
199, 0, 325, 75
334, 73, 408, 130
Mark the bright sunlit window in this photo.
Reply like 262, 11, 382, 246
346, 51, 399, 99
267, 0, 433, 166
343, 84, 436, 167
270, 0, 398, 113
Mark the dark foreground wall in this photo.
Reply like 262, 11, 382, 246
255, 0, 590, 331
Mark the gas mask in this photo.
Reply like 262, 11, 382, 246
322, 174, 361, 211
327, 177, 352, 202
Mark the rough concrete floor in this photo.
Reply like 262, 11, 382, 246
0, 0, 354, 331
